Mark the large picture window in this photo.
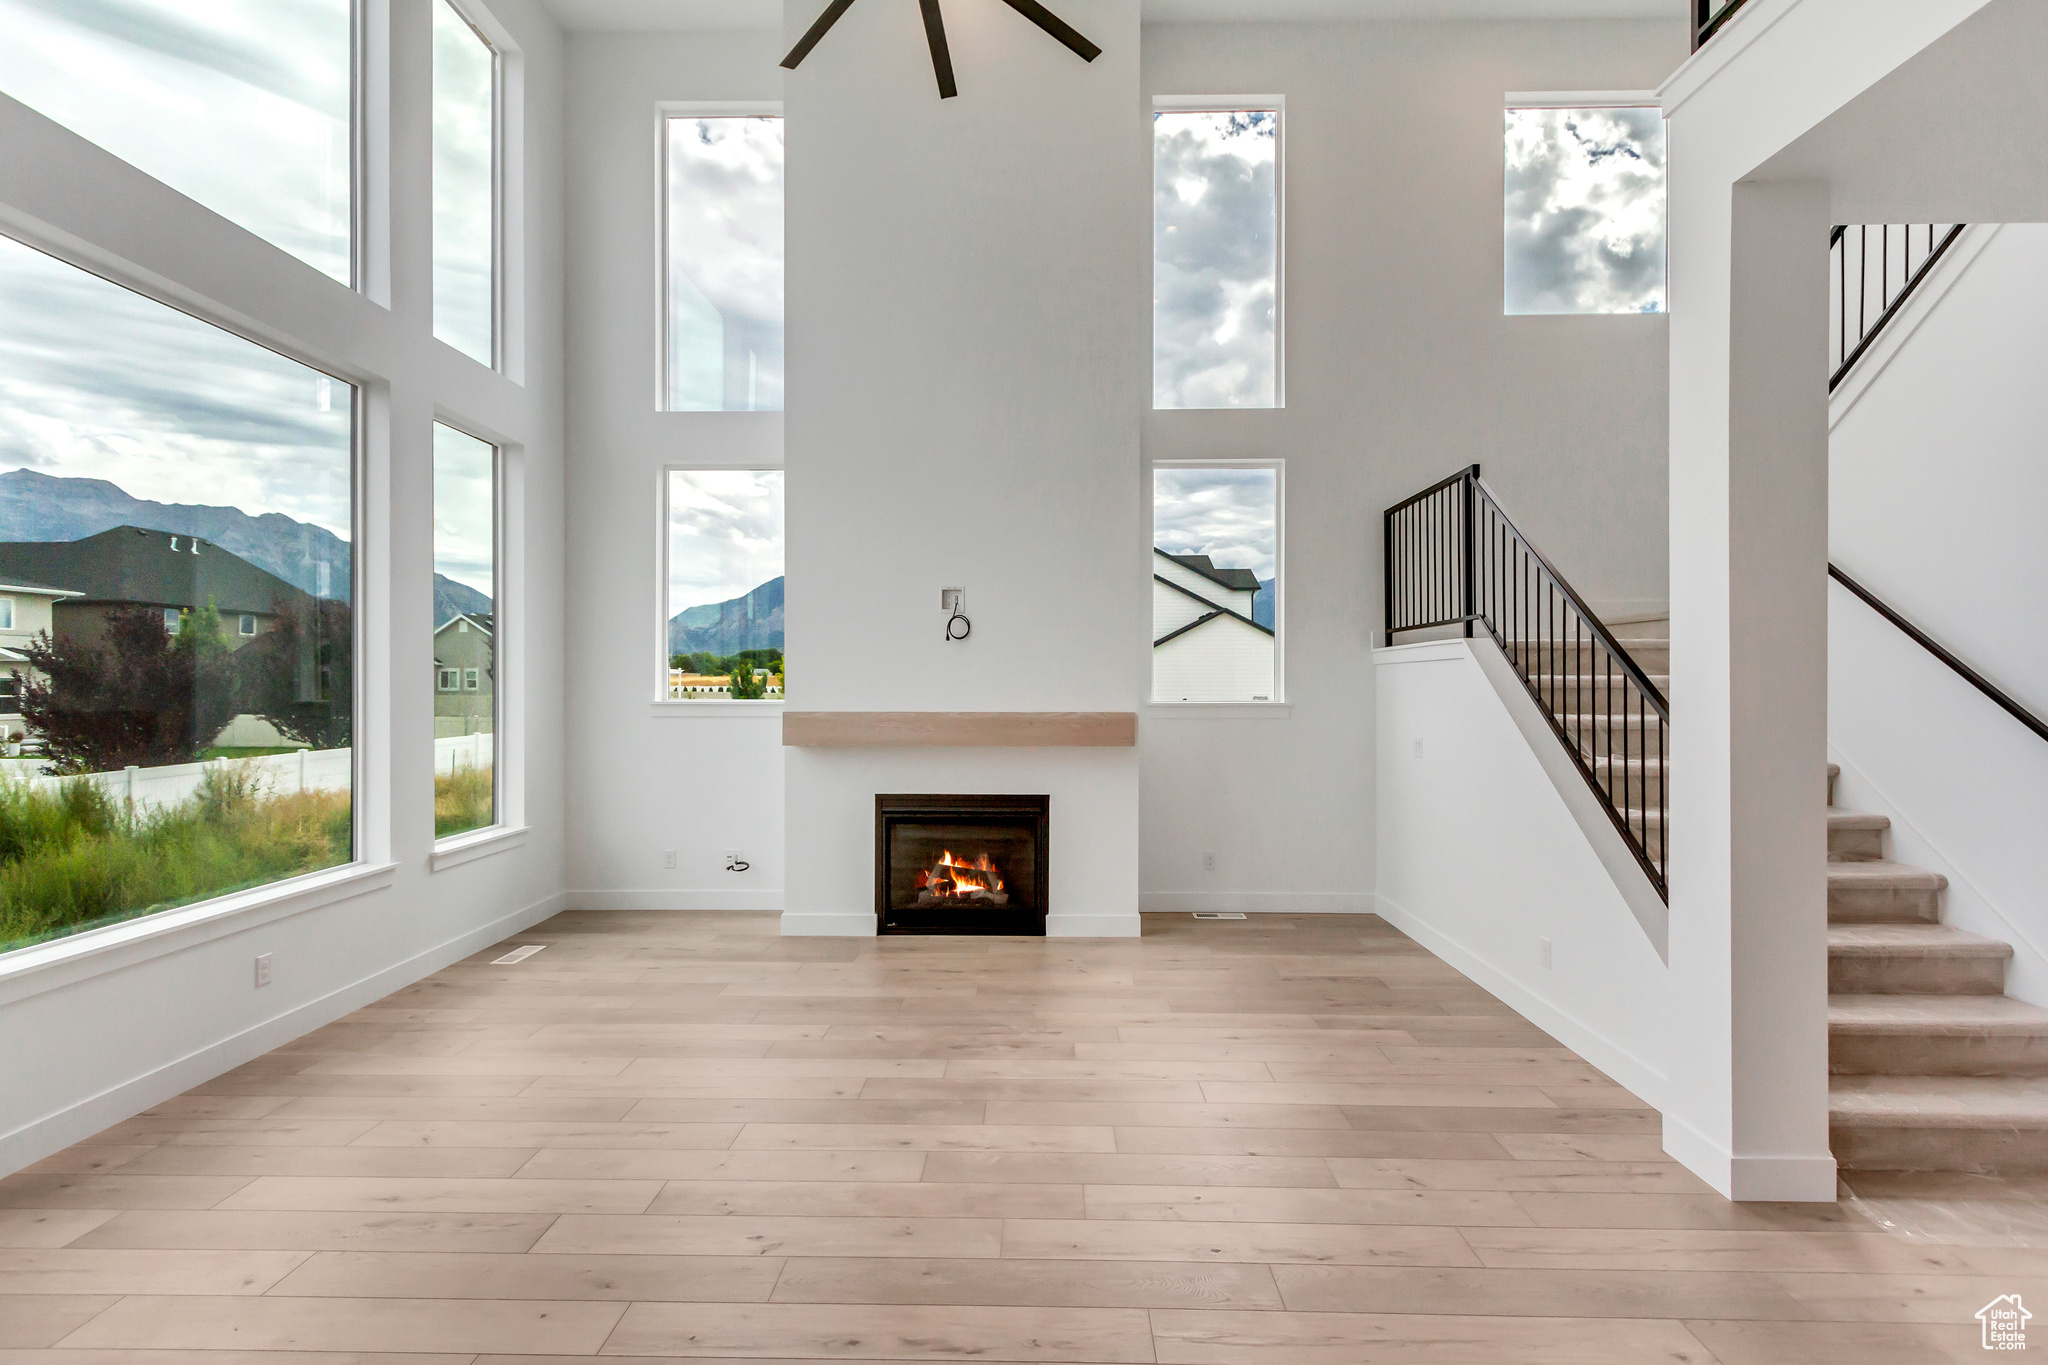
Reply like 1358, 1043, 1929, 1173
664, 471, 783, 700
663, 114, 785, 412
1505, 102, 1666, 315
432, 424, 497, 838
0, 232, 355, 956
1153, 104, 1280, 410
0, 0, 355, 285
1152, 463, 1279, 703
433, 0, 497, 365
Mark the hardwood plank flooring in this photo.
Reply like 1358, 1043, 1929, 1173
0, 908, 2034, 1362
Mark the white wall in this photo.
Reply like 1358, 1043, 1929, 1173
1139, 19, 1681, 916
0, 0, 569, 1176
1826, 221, 2048, 1008
562, 31, 787, 911
781, 0, 1146, 936
1376, 639, 1669, 1106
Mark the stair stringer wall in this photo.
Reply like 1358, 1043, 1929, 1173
1374, 640, 1670, 1111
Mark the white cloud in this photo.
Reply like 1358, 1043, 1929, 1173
1505, 106, 1666, 315
1153, 466, 1275, 582
0, 0, 352, 283
0, 233, 354, 539
667, 116, 785, 412
667, 469, 783, 613
1154, 110, 1277, 409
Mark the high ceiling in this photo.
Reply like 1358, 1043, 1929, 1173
539, 0, 1676, 32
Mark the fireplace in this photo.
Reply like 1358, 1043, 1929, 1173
875, 793, 1049, 935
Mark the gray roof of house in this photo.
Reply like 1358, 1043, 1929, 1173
0, 527, 312, 617
1156, 548, 1261, 593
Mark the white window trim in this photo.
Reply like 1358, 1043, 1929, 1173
1148, 457, 1285, 708
1151, 94, 1286, 412
653, 101, 784, 413
653, 462, 785, 713
429, 822, 528, 872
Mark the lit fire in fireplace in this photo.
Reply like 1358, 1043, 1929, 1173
915, 850, 1009, 905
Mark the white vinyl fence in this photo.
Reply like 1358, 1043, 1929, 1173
3, 734, 493, 814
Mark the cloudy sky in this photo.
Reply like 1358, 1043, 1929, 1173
433, 424, 495, 598
667, 116, 784, 412
1153, 466, 1276, 582
668, 469, 782, 615
0, 233, 354, 540
1154, 110, 1277, 410
433, 0, 495, 363
0, 0, 351, 283
1504, 106, 1666, 315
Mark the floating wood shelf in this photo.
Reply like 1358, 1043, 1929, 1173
782, 711, 1137, 748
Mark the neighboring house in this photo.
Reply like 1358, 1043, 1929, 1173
667, 669, 785, 700
1153, 548, 1275, 701
0, 578, 84, 738
434, 612, 495, 737
0, 525, 315, 652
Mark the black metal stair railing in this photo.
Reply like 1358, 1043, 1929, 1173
1693, 0, 1753, 49
1830, 223, 1967, 390
1385, 465, 1670, 900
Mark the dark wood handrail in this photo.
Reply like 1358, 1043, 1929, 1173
1831, 564, 2048, 745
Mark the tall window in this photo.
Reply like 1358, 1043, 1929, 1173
1153, 105, 1280, 410
1152, 463, 1279, 703
432, 424, 497, 837
664, 115, 785, 411
433, 0, 496, 365
664, 471, 783, 700
0, 0, 354, 284
0, 232, 355, 956
1505, 103, 1667, 315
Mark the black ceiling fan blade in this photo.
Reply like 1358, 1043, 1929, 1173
995, 0, 1101, 62
782, 0, 858, 69
918, 0, 959, 98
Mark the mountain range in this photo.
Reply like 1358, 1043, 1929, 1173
669, 576, 783, 657
1, 468, 490, 625
1254, 578, 1274, 629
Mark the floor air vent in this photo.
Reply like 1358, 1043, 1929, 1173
1192, 911, 1247, 920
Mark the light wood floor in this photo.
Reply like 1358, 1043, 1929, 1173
2, 910, 2043, 1363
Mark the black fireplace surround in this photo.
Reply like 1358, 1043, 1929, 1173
875, 793, 1049, 935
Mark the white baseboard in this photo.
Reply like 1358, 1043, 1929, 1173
564, 889, 785, 911
0, 889, 566, 1179
1372, 890, 1667, 1111
1138, 891, 1375, 915
1662, 1111, 1837, 1202
779, 911, 876, 937
1047, 914, 1142, 938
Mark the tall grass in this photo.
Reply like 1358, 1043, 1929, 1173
0, 766, 352, 952
435, 761, 494, 838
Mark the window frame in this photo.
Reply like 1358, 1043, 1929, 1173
1501, 90, 1668, 318
653, 463, 785, 715
1146, 456, 1287, 714
431, 418, 504, 844
1150, 95, 1287, 412
653, 101, 784, 413
433, 0, 504, 370
0, 598, 13, 631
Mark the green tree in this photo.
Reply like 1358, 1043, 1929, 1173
728, 663, 766, 700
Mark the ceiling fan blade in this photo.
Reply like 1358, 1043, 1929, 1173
918, 0, 959, 99
781, 0, 859, 69
995, 0, 1101, 62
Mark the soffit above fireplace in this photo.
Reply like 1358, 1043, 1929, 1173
782, 711, 1136, 747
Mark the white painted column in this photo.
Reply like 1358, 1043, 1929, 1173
1664, 175, 1836, 1201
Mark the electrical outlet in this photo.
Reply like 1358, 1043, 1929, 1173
1539, 937, 1553, 970
254, 953, 272, 988
1202, 852, 1216, 872
662, 849, 677, 870
1413, 738, 1424, 758
726, 849, 750, 872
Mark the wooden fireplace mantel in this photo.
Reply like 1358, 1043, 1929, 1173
781, 711, 1137, 748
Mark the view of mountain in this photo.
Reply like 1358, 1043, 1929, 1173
1, 468, 491, 621
669, 576, 783, 657
1254, 578, 1274, 629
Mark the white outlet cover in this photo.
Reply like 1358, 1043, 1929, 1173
1539, 937, 1553, 969
253, 953, 272, 987
662, 849, 677, 869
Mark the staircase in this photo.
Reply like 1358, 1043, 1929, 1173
1826, 770, 2048, 1172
